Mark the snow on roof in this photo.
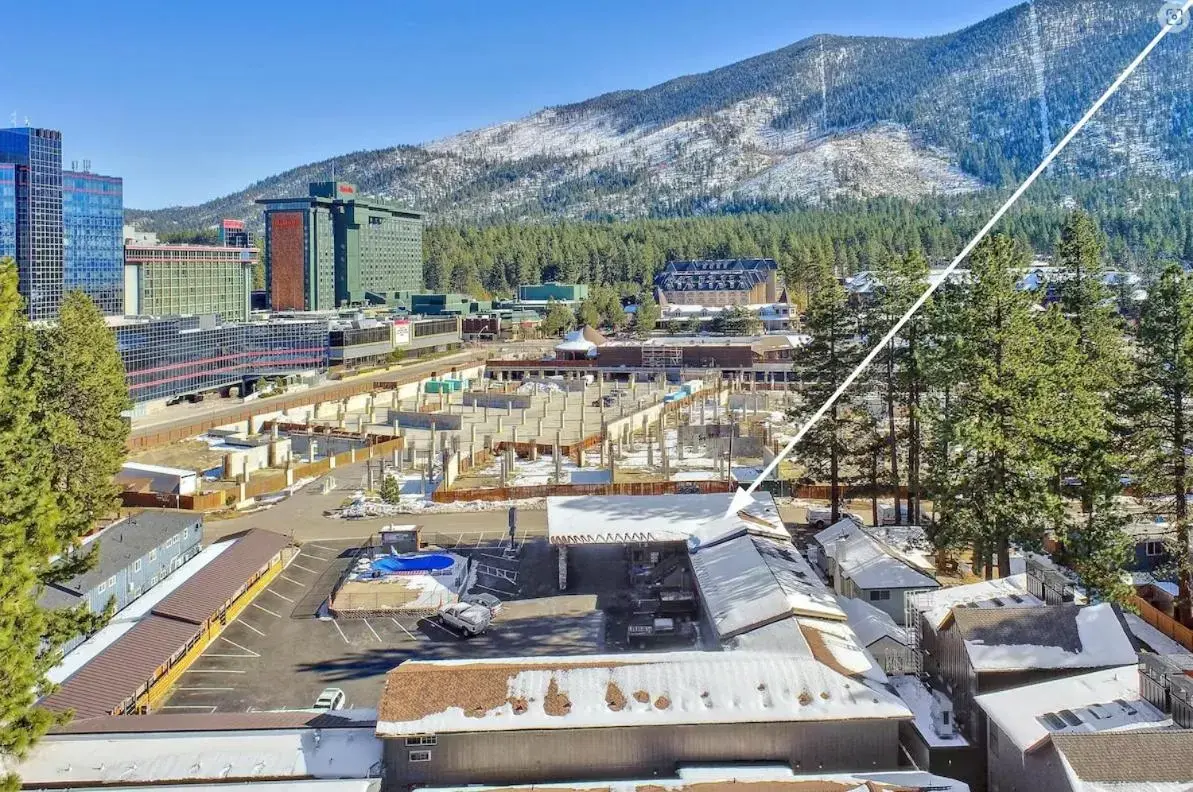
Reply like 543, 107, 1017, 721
545, 492, 789, 548
7, 727, 382, 787
909, 574, 1043, 631
689, 534, 845, 640
836, 595, 908, 650
797, 617, 888, 684
812, 518, 863, 550
834, 530, 937, 591
958, 603, 1138, 673
48, 540, 235, 685
1123, 613, 1192, 657
975, 666, 1167, 754
890, 675, 969, 749
375, 652, 910, 736
417, 768, 969, 792
555, 330, 597, 353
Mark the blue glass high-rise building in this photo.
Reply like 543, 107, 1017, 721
0, 163, 15, 261
0, 127, 64, 320
0, 127, 124, 318
63, 171, 124, 314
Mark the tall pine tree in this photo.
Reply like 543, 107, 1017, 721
1126, 264, 1193, 620
932, 236, 1061, 578
0, 264, 108, 789
790, 261, 863, 523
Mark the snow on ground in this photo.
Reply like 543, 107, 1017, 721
890, 675, 969, 748
469, 453, 606, 486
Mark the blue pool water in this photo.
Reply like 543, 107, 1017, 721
371, 554, 454, 574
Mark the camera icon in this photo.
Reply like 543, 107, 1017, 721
1159, 1, 1190, 32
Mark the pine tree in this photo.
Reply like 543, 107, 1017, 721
540, 301, 574, 336
1048, 212, 1132, 600
933, 235, 1060, 578
378, 472, 402, 504
0, 263, 107, 788
575, 299, 601, 329
36, 291, 131, 541
1125, 264, 1193, 620
790, 262, 863, 523
634, 295, 661, 334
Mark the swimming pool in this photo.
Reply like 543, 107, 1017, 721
370, 553, 455, 574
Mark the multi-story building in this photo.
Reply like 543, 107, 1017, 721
655, 259, 778, 307
219, 218, 249, 248
258, 181, 423, 311
124, 243, 256, 322
40, 511, 203, 653
516, 282, 588, 304
0, 127, 64, 319
114, 315, 329, 406
63, 170, 124, 314
0, 127, 124, 318
0, 163, 15, 260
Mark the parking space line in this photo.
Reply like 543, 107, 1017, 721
238, 620, 266, 636
304, 543, 337, 553
184, 669, 246, 674
176, 687, 234, 691
289, 562, 320, 574
391, 617, 418, 641
279, 574, 305, 586
474, 582, 512, 595
218, 637, 260, 657
422, 617, 456, 637
251, 602, 282, 618
266, 589, 295, 602
332, 619, 349, 644
363, 619, 382, 642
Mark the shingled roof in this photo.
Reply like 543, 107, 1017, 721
1052, 731, 1193, 783
953, 603, 1138, 673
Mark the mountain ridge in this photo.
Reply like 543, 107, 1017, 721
128, 0, 1193, 231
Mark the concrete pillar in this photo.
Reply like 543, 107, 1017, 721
350, 446, 357, 464
529, 440, 538, 462
470, 424, 477, 453
223, 452, 235, 480
647, 430, 654, 468
239, 481, 247, 502
512, 426, 519, 451
497, 416, 505, 434
537, 417, 544, 436
329, 453, 337, 470
270, 423, 280, 441
268, 441, 279, 468
285, 466, 295, 487
506, 402, 512, 417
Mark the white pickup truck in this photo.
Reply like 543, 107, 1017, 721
438, 602, 492, 637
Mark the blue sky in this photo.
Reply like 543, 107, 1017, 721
7, 0, 1020, 209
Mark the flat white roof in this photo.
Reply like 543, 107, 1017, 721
976, 666, 1167, 754
376, 652, 910, 736
690, 535, 845, 639
52, 782, 377, 792
546, 492, 789, 548
6, 727, 381, 787
909, 574, 1043, 631
48, 540, 236, 685
419, 768, 967, 792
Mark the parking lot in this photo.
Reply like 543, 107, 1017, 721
159, 537, 608, 714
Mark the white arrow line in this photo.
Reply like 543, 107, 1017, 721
728, 1, 1192, 517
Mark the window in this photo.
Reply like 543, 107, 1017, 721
405, 735, 436, 747
132, 559, 142, 574
409, 750, 432, 762
869, 590, 892, 602
1145, 541, 1165, 557
107, 575, 117, 591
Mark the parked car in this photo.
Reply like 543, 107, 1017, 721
878, 503, 932, 526
462, 592, 503, 615
313, 687, 346, 711
807, 508, 863, 530
438, 602, 492, 637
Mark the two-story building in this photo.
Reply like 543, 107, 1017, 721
40, 511, 203, 626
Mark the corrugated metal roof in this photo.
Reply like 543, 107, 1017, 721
151, 529, 289, 624
40, 615, 200, 719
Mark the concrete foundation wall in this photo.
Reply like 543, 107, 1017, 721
462, 392, 533, 410
386, 410, 463, 430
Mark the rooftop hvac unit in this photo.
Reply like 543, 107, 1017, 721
930, 690, 956, 739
